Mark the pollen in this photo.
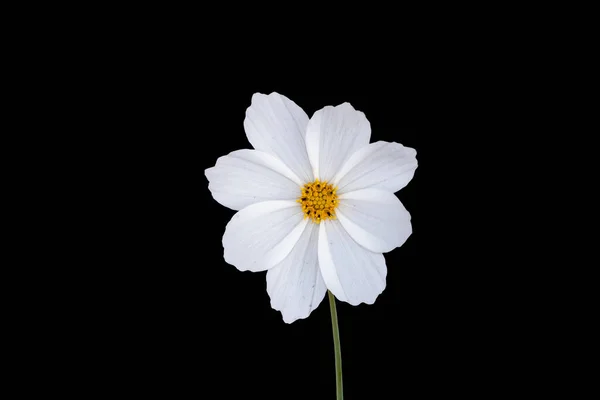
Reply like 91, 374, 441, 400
297, 179, 339, 224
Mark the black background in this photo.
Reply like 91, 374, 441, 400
18, 13, 565, 398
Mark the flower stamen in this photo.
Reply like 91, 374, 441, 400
297, 179, 339, 224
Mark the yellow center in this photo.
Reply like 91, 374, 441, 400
297, 179, 339, 224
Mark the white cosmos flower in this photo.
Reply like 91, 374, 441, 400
205, 92, 417, 323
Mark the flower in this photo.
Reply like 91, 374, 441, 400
205, 93, 417, 323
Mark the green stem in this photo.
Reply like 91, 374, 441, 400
328, 290, 343, 400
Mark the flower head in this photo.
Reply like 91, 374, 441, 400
205, 93, 417, 323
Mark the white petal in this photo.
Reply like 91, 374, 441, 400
205, 149, 302, 211
336, 188, 412, 253
266, 223, 327, 323
223, 201, 308, 272
305, 103, 371, 182
318, 220, 387, 305
244, 92, 312, 183
333, 141, 417, 194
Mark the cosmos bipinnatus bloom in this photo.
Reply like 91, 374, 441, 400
206, 92, 417, 323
